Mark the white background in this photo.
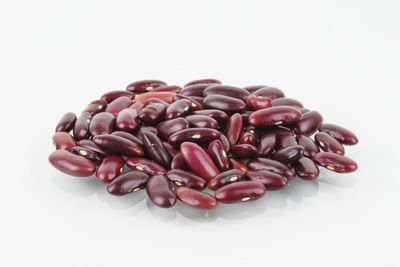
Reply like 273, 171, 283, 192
0, 0, 399, 266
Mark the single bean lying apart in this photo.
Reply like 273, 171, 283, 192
49, 78, 359, 210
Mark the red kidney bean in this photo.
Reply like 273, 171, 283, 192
293, 110, 323, 136
247, 158, 296, 179
101, 90, 135, 104
192, 109, 229, 124
146, 97, 170, 107
49, 150, 96, 177
203, 85, 250, 101
184, 115, 218, 129
73, 112, 91, 140
184, 79, 221, 87
253, 86, 285, 99
96, 155, 124, 183
129, 102, 145, 112
229, 158, 248, 172
248, 106, 301, 128
77, 139, 109, 158
243, 85, 268, 94
231, 144, 258, 158
170, 153, 188, 170
188, 96, 204, 103
107, 170, 150, 196
141, 131, 172, 168
215, 181, 266, 204
89, 112, 115, 136
246, 95, 272, 110
52, 132, 76, 151
180, 84, 211, 97
105, 96, 133, 116
156, 117, 190, 140
115, 108, 139, 131
134, 126, 158, 141
93, 134, 144, 157
146, 175, 176, 208
71, 146, 102, 165
55, 112, 76, 132
168, 128, 221, 148
299, 108, 310, 114
126, 79, 167, 93
240, 126, 258, 146
150, 85, 182, 93
246, 169, 287, 190
293, 157, 320, 180
163, 142, 180, 157
165, 99, 192, 120
208, 169, 246, 190
125, 157, 167, 175
319, 123, 358, 145
166, 169, 207, 190
257, 131, 276, 156
207, 140, 230, 172
203, 95, 246, 113
180, 142, 220, 181
226, 113, 243, 146
134, 92, 176, 104
111, 131, 143, 146
240, 111, 253, 125
172, 94, 204, 111
138, 103, 167, 125
175, 186, 218, 209
273, 127, 297, 148
296, 134, 319, 158
272, 145, 304, 163
315, 132, 345, 155
271, 98, 303, 109
83, 99, 107, 116
219, 134, 231, 153
314, 152, 357, 173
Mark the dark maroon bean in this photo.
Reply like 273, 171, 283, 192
93, 134, 144, 157
107, 171, 150, 196
249, 106, 301, 128
52, 132, 76, 151
170, 153, 188, 170
293, 157, 319, 180
172, 94, 204, 111
229, 158, 248, 172
219, 134, 231, 153
73, 112, 91, 140
203, 95, 246, 113
299, 108, 310, 114
253, 86, 285, 99
146, 97, 170, 107
247, 158, 296, 179
101, 90, 134, 104
125, 157, 167, 175
138, 103, 166, 125
257, 132, 276, 156
163, 142, 180, 157
77, 139, 109, 158
240, 111, 253, 125
272, 145, 304, 163
134, 126, 158, 140
105, 96, 133, 116
293, 111, 323, 136
315, 132, 345, 155
71, 146, 102, 165
207, 140, 230, 172
129, 102, 145, 112
208, 169, 246, 190
55, 112, 76, 132
215, 181, 266, 204
89, 112, 115, 136
150, 85, 182, 93
166, 169, 207, 190
176, 186, 218, 209
314, 152, 357, 173
271, 98, 303, 109
192, 109, 229, 124
156, 117, 190, 140
231, 144, 258, 158
226, 113, 243, 146
168, 128, 221, 148
83, 99, 107, 116
273, 127, 297, 148
187, 96, 204, 103
49, 150, 96, 177
126, 79, 167, 94
239, 126, 258, 146
185, 115, 218, 129
184, 79, 221, 87
246, 169, 287, 190
243, 85, 268, 94
146, 175, 176, 208
180, 84, 211, 97
203, 85, 250, 101
164, 99, 192, 120
96, 155, 124, 183
319, 123, 358, 145
142, 131, 172, 168
296, 135, 319, 158
111, 131, 143, 146
115, 108, 139, 131
246, 95, 272, 110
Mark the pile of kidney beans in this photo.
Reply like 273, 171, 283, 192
49, 79, 358, 209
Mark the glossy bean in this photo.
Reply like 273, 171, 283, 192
111, 131, 143, 146
89, 112, 115, 136
248, 106, 301, 128
52, 132, 76, 151
184, 78, 221, 87
315, 132, 345, 155
253, 86, 285, 99
207, 140, 230, 172
168, 128, 221, 148
293, 157, 320, 180
240, 111, 253, 125
55, 112, 76, 132
246, 95, 272, 110
229, 158, 248, 172
203, 85, 250, 101
240, 126, 258, 146
107, 171, 150, 195
138, 103, 166, 125
129, 102, 145, 112
192, 109, 229, 124
273, 127, 297, 148
318, 123, 358, 145
243, 85, 268, 94
215, 181, 266, 204
73, 112, 91, 140
185, 115, 218, 129
246, 169, 287, 190
134, 92, 175, 104
71, 146, 102, 165
272, 145, 304, 163
163, 142, 180, 157
126, 79, 167, 93
146, 97, 170, 107
82, 99, 107, 116
134, 126, 158, 141
180, 84, 211, 97
293, 111, 323, 136
271, 98, 303, 109
313, 152, 358, 173
49, 150, 96, 177
226, 113, 243, 146
93, 134, 144, 157
77, 139, 109, 158
156, 117, 190, 140
96, 155, 124, 183
231, 144, 258, 158
116, 108, 139, 131
170, 153, 188, 170
150, 85, 182, 93
203, 95, 246, 113
142, 131, 172, 167
257, 132, 276, 156
101, 90, 134, 104
172, 94, 203, 111
247, 158, 296, 179
166, 169, 207, 190
299, 108, 310, 114
208, 169, 246, 190
165, 99, 192, 120
105, 96, 133, 116
175, 186, 218, 209
125, 157, 167, 175
219, 134, 231, 153
146, 175, 176, 208
296, 134, 319, 158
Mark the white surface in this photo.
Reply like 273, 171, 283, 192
0, 0, 399, 266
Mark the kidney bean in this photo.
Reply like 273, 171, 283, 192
163, 142, 180, 157
77, 139, 109, 158
293, 110, 323, 136
243, 85, 268, 94
203, 95, 246, 113
185, 115, 218, 129
207, 140, 230, 172
134, 126, 158, 141
215, 181, 266, 204
273, 127, 297, 148
319, 123, 358, 145
246, 169, 287, 190
156, 117, 190, 140
49, 150, 96, 177
73, 112, 91, 140
203, 85, 250, 101
172, 94, 204, 111
240, 126, 258, 146
249, 106, 301, 128
115, 108, 139, 131
71, 146, 102, 165
208, 169, 246, 190
125, 157, 167, 175
299, 108, 310, 114
315, 132, 345, 155
272, 145, 304, 163
180, 84, 211, 97
257, 132, 276, 156
168, 128, 221, 148
175, 186, 218, 209
52, 132, 76, 151
126, 79, 167, 93
192, 109, 229, 124
170, 153, 188, 170
111, 131, 143, 146
150, 85, 182, 93
55, 112, 76, 132
166, 169, 207, 190
105, 96, 133, 116
165, 99, 192, 120
226, 113, 243, 146
101, 90, 135, 104
83, 99, 107, 116
138, 103, 167, 125
314, 152, 357, 173
134, 92, 176, 104
89, 112, 115, 136
229, 158, 248, 172
184, 78, 221, 87
293, 157, 320, 180
253, 86, 285, 99
129, 102, 145, 112
180, 142, 220, 181
240, 111, 253, 125
219, 134, 231, 153
146, 97, 170, 107
96, 155, 124, 183
141, 131, 172, 167
107, 170, 150, 196
247, 158, 296, 179
246, 95, 272, 110
146, 175, 176, 208
296, 135, 319, 158
231, 144, 258, 158
271, 98, 303, 109
93, 134, 144, 157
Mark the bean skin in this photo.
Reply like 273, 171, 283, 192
185, 115, 218, 129
208, 169, 246, 190
168, 128, 221, 148
163, 142, 180, 157
150, 85, 182, 93
73, 112, 91, 141
257, 131, 276, 157
243, 85, 268, 94
116, 108, 139, 131
271, 98, 303, 109
272, 145, 304, 164
55, 112, 76, 132
215, 181, 266, 204
165, 99, 192, 120
180, 84, 211, 97
52, 132, 76, 151
184, 78, 221, 87
156, 117, 190, 140
166, 169, 207, 190
83, 99, 107, 116
170, 153, 188, 170
101, 90, 134, 104
248, 106, 301, 128
247, 158, 296, 179
138, 103, 167, 125
296, 134, 320, 158
172, 94, 204, 111
253, 86, 285, 99
146, 175, 176, 208
93, 134, 144, 157
315, 132, 345, 155
192, 109, 229, 124
231, 144, 258, 158
107, 171, 150, 196
125, 157, 167, 175
71, 146, 102, 165
49, 150, 96, 177
134, 92, 175, 104
226, 113, 243, 146
319, 123, 358, 145
273, 127, 297, 148
129, 102, 145, 112
142, 131, 172, 168
203, 85, 250, 101
175, 186, 218, 209
229, 158, 248, 172
207, 140, 230, 172
219, 134, 231, 153
203, 95, 246, 113
96, 155, 124, 183
246, 169, 287, 190
105, 96, 133, 116
293, 157, 320, 180
146, 97, 170, 107
89, 112, 115, 136
313, 152, 358, 173
111, 131, 143, 146
77, 139, 109, 158
299, 108, 310, 114
293, 110, 323, 136
240, 126, 258, 146
126, 79, 167, 94
134, 126, 158, 141
246, 95, 272, 110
